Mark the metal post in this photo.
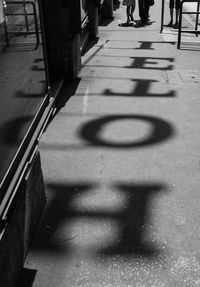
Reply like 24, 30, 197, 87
177, 1, 183, 49
160, 0, 165, 33
2, 0, 9, 45
37, 0, 51, 98
195, 0, 200, 36
3, 20, 9, 45
23, 0, 29, 32
32, 1, 39, 48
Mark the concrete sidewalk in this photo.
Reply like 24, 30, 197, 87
21, 1, 200, 286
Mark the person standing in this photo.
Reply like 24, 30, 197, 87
138, 0, 150, 25
167, 0, 180, 29
122, 0, 136, 24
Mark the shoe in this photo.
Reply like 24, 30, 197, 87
173, 22, 179, 29
166, 21, 173, 27
140, 21, 148, 26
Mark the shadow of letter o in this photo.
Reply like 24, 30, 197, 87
80, 115, 174, 148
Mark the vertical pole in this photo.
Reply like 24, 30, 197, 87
160, 0, 165, 33
2, 0, 9, 46
23, 0, 29, 32
32, 2, 39, 48
3, 20, 9, 46
177, 1, 183, 49
195, 0, 200, 36
37, 0, 51, 98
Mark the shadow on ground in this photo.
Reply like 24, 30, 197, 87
79, 114, 175, 148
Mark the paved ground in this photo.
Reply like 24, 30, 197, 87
21, 1, 200, 286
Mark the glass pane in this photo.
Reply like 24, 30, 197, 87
80, 0, 88, 22
0, 0, 47, 190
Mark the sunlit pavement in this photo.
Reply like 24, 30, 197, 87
21, 1, 200, 286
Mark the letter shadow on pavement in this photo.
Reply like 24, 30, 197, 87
79, 115, 175, 149
30, 183, 97, 254
103, 79, 175, 97
126, 57, 174, 70
97, 183, 167, 258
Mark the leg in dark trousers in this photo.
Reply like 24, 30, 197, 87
138, 0, 150, 24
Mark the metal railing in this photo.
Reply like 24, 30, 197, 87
160, 0, 200, 41
178, 0, 200, 48
160, 0, 165, 33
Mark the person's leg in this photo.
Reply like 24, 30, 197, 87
126, 5, 130, 23
143, 0, 149, 23
167, 0, 174, 26
139, 0, 148, 24
176, 8, 180, 23
138, 0, 144, 23
170, 8, 173, 22
173, 0, 180, 28
130, 1, 136, 21
138, 0, 149, 25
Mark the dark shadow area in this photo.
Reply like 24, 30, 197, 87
0, 116, 32, 146
103, 79, 175, 97
53, 78, 81, 115
113, 0, 121, 10
118, 20, 156, 28
15, 91, 44, 98
79, 114, 175, 148
81, 37, 99, 56
1, 42, 39, 53
31, 181, 167, 260
31, 182, 97, 253
135, 40, 176, 48
0, 115, 35, 187
118, 22, 135, 27
135, 41, 154, 50
84, 55, 174, 70
127, 57, 174, 70
102, 40, 175, 44
98, 183, 167, 257
31, 65, 45, 72
163, 24, 190, 29
132, 20, 156, 28
0, 40, 47, 188
97, 40, 175, 50
34, 58, 44, 63
99, 17, 115, 26
16, 268, 37, 287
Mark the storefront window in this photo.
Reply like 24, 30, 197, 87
80, 0, 88, 22
0, 0, 48, 193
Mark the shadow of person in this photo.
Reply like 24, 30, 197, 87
133, 20, 156, 28
118, 22, 135, 27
